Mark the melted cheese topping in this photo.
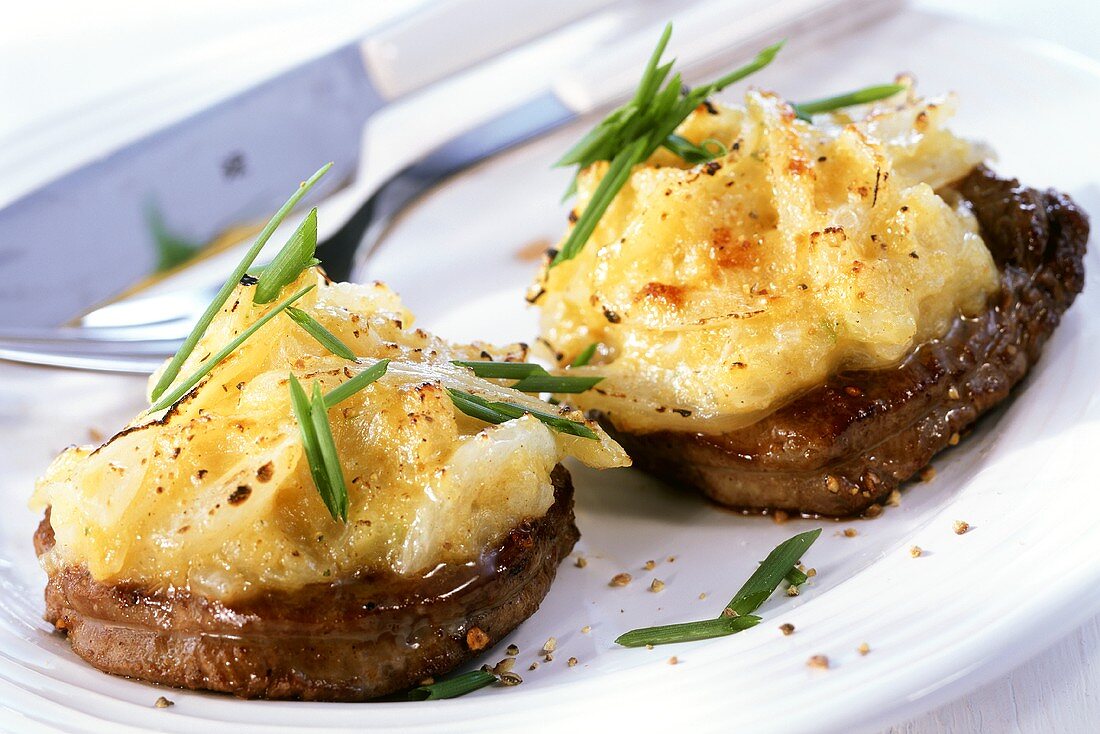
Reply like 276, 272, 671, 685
32, 272, 628, 600
532, 88, 999, 433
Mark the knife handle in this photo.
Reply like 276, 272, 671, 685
553, 0, 903, 115
363, 0, 619, 100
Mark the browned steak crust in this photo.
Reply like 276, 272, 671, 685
36, 465, 578, 700
603, 167, 1089, 516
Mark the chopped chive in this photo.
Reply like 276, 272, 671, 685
785, 567, 809, 587
451, 361, 547, 379
148, 285, 314, 412
324, 359, 390, 406
446, 388, 597, 439
308, 382, 349, 522
286, 307, 357, 360
570, 343, 599, 367
447, 388, 512, 426
724, 529, 822, 616
151, 163, 332, 401
662, 135, 728, 164
553, 138, 648, 265
253, 207, 319, 304
793, 83, 906, 121
452, 360, 602, 394
408, 670, 497, 700
509, 374, 603, 393
614, 615, 761, 648
614, 529, 822, 648
482, 399, 598, 439
288, 374, 339, 521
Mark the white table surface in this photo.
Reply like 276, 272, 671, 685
1, 2, 1097, 731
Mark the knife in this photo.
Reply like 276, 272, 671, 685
0, 0, 618, 330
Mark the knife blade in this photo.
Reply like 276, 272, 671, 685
0, 43, 377, 330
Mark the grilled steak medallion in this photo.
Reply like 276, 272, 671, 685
36, 466, 577, 701
603, 167, 1088, 516
532, 84, 1088, 516
31, 273, 627, 697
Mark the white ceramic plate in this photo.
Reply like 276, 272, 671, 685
1, 8, 1098, 733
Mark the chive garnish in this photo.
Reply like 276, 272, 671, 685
289, 375, 349, 523
792, 83, 906, 122
614, 529, 821, 647
286, 307, 357, 360
148, 285, 314, 412
308, 382, 350, 522
551, 24, 782, 266
451, 360, 603, 393
785, 566, 809, 587
509, 373, 603, 394
614, 615, 761, 648
723, 528, 821, 616
150, 163, 332, 401
450, 361, 545, 379
570, 343, 598, 367
324, 359, 390, 406
663, 135, 728, 164
408, 669, 497, 700
446, 388, 597, 439
254, 207, 320, 304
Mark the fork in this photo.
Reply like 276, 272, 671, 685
0, 0, 894, 374
0, 93, 575, 373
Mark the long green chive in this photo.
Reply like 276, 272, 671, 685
554, 139, 648, 265
150, 163, 332, 401
570, 343, 599, 367
324, 359, 390, 406
254, 207, 320, 304
452, 360, 602, 394
723, 528, 821, 616
509, 374, 604, 393
408, 670, 497, 700
288, 374, 339, 521
286, 307, 357, 360
308, 382, 349, 522
614, 529, 822, 648
447, 388, 513, 426
793, 83, 906, 122
450, 361, 546, 379
148, 285, 314, 412
614, 615, 761, 648
446, 388, 597, 439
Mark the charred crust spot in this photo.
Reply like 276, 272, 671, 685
568, 209, 578, 223
256, 462, 274, 483
602, 307, 622, 324
703, 161, 722, 176
239, 274, 259, 286
228, 486, 252, 505
634, 281, 684, 307
672, 408, 692, 417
